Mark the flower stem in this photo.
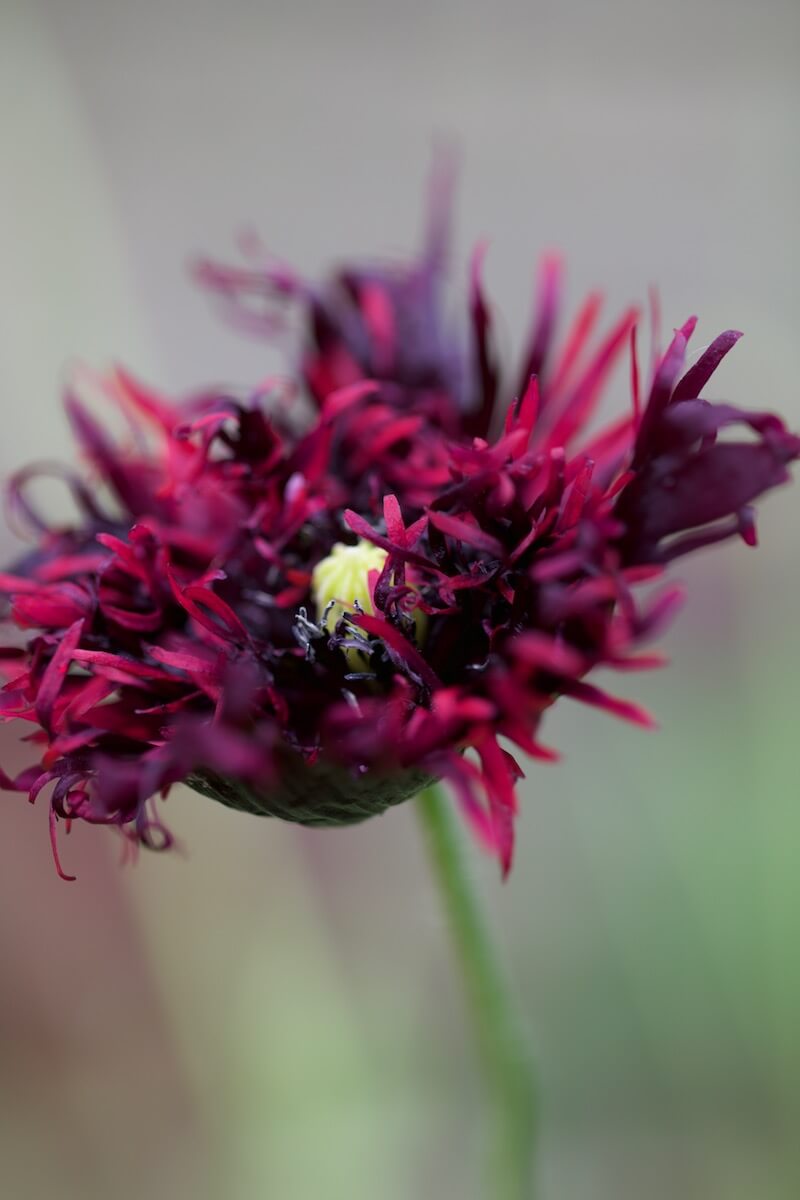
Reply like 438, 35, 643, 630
416, 784, 537, 1199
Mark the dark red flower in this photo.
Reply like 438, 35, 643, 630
2, 184, 797, 878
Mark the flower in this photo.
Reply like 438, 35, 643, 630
1, 182, 797, 879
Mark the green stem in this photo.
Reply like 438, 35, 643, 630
416, 784, 537, 1199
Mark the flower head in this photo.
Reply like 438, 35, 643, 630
2, 180, 797, 878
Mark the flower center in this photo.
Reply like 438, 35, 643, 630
312, 540, 388, 632
311, 540, 425, 665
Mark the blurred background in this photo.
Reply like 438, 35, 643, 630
1, 1, 798, 1197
